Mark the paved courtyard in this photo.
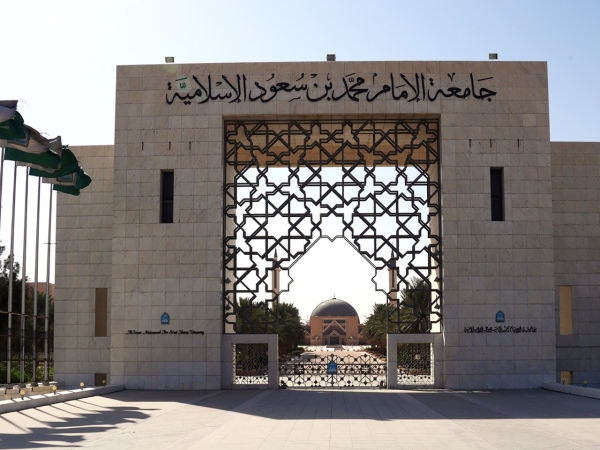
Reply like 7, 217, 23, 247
1, 388, 600, 449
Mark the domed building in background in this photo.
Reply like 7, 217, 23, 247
307, 297, 365, 346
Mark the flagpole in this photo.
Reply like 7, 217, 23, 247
44, 187, 52, 383
0, 147, 4, 233
6, 163, 17, 384
0, 148, 4, 382
19, 168, 28, 383
32, 177, 40, 382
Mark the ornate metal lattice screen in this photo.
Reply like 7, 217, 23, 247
232, 343, 269, 385
279, 352, 387, 388
223, 119, 441, 333
397, 343, 434, 385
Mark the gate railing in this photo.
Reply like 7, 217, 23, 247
279, 352, 387, 388
0, 352, 54, 384
221, 334, 278, 389
387, 334, 443, 389
397, 343, 434, 385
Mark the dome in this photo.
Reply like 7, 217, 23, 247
310, 298, 358, 317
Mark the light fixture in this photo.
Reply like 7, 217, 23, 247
52, 385, 57, 395
102, 379, 107, 387
326, 54, 336, 62
80, 382, 85, 390
165, 56, 175, 63
489, 53, 498, 60
20, 389, 25, 400
584, 380, 588, 388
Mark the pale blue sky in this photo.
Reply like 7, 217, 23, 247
1, 0, 599, 319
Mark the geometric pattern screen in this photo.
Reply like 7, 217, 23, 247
223, 119, 441, 334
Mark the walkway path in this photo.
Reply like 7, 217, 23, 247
2, 388, 600, 449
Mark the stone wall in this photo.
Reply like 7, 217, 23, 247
552, 142, 600, 384
55, 145, 114, 386
55, 61, 559, 389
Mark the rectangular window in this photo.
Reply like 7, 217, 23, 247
559, 285, 573, 335
95, 373, 107, 386
95, 288, 108, 337
490, 168, 504, 221
161, 170, 174, 223
560, 371, 573, 385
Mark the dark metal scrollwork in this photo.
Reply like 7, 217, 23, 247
279, 352, 387, 388
223, 119, 442, 334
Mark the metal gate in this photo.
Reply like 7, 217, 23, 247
279, 352, 386, 388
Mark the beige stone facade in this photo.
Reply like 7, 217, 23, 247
309, 316, 361, 346
551, 142, 600, 385
55, 145, 113, 385
53, 60, 598, 390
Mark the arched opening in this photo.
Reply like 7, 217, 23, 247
223, 118, 441, 387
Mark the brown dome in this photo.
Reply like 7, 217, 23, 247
310, 298, 358, 317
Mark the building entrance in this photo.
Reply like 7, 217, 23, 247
223, 119, 442, 388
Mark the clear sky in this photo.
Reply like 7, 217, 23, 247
1, 0, 599, 320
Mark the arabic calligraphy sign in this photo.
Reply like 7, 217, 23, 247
126, 330, 205, 335
463, 326, 537, 333
166, 72, 497, 105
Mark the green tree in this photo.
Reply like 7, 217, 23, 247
235, 297, 304, 355
362, 277, 431, 352
0, 245, 24, 356
363, 303, 389, 351
0, 245, 54, 380
362, 303, 401, 352
274, 302, 305, 354
398, 276, 431, 333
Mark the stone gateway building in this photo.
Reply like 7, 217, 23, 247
54, 59, 600, 390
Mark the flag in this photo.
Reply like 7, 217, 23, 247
1, 125, 61, 154
0, 100, 25, 140
6, 147, 61, 170
2, 123, 62, 170
0, 100, 18, 122
29, 146, 78, 177
43, 167, 92, 196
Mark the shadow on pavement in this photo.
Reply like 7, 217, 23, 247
2, 388, 600, 448
0, 402, 157, 449
180, 388, 600, 421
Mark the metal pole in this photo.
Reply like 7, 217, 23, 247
0, 148, 4, 382
20, 168, 28, 383
7, 163, 17, 384
32, 177, 40, 382
44, 187, 52, 382
0, 147, 5, 233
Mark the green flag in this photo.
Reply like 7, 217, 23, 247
0, 125, 61, 154
0, 100, 18, 122
0, 101, 25, 140
44, 167, 92, 196
29, 147, 78, 177
5, 147, 61, 170
53, 184, 80, 196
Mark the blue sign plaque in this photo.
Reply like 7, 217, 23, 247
161, 312, 170, 325
496, 310, 505, 323
327, 361, 337, 374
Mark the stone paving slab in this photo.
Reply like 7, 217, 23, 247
543, 382, 600, 400
1, 389, 600, 449
0, 385, 124, 414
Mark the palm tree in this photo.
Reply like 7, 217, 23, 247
363, 303, 389, 352
398, 277, 431, 333
362, 277, 432, 352
235, 297, 304, 355
274, 302, 305, 355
